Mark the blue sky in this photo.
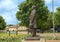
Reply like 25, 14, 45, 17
0, 0, 60, 25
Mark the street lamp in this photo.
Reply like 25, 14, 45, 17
16, 21, 20, 35
52, 0, 55, 37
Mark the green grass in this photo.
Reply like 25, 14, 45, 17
45, 36, 60, 40
0, 32, 28, 42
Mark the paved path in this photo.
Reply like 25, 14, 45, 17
40, 38, 46, 42
22, 38, 45, 42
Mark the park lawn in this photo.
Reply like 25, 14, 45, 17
0, 32, 27, 42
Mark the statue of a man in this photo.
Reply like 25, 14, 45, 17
29, 5, 37, 37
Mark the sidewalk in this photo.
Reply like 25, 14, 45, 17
22, 38, 45, 42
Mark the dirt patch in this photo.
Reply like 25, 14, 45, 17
46, 40, 60, 42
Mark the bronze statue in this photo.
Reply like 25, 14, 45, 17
25, 6, 40, 40
29, 5, 37, 37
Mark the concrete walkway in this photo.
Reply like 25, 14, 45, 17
40, 38, 46, 42
22, 38, 45, 42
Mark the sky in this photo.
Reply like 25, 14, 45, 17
0, 0, 60, 25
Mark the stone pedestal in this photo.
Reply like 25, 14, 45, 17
22, 38, 45, 42
22, 40, 40, 42
25, 35, 40, 40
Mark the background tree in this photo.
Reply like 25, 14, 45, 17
55, 7, 60, 27
0, 16, 6, 30
16, 0, 50, 30
47, 12, 53, 28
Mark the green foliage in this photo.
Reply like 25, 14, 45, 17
47, 13, 53, 28
55, 7, 60, 27
0, 16, 6, 30
16, 0, 50, 30
0, 32, 27, 42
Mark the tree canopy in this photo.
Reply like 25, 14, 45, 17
55, 7, 60, 27
0, 16, 6, 30
16, 0, 51, 30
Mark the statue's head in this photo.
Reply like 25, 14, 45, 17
32, 5, 36, 10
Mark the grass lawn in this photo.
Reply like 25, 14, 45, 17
39, 33, 60, 40
0, 32, 27, 42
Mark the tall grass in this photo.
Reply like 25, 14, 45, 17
0, 32, 27, 42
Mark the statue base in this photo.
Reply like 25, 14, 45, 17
25, 35, 40, 40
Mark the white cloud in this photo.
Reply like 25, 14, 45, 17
0, 0, 17, 10
45, 0, 60, 12
0, 0, 25, 25
45, 0, 60, 4
45, 0, 52, 4
0, 0, 18, 25
0, 11, 18, 25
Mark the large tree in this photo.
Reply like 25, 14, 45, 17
16, 0, 50, 30
55, 7, 60, 27
0, 16, 6, 30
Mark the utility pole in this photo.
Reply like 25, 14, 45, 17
52, 0, 55, 38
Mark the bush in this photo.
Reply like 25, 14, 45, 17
0, 16, 6, 30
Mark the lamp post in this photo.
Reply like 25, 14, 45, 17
52, 0, 55, 37
16, 21, 20, 35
